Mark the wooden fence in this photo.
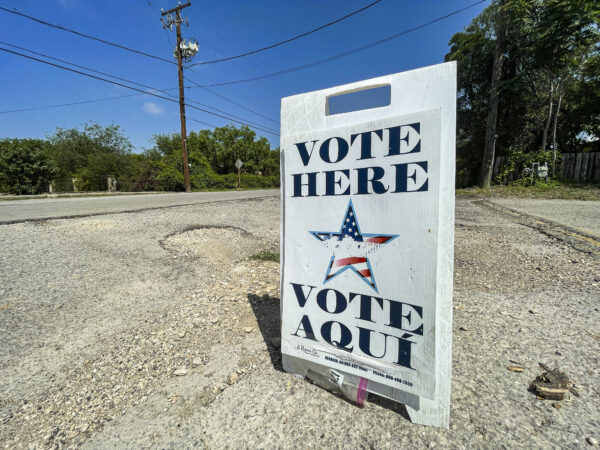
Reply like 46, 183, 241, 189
492, 152, 600, 183
560, 152, 600, 182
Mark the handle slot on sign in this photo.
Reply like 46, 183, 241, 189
325, 84, 391, 116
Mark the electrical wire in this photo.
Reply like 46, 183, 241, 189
190, 0, 382, 66
0, 93, 142, 114
0, 6, 176, 66
194, 0, 488, 87
185, 75, 279, 125
0, 41, 178, 95
0, 46, 279, 136
0, 42, 278, 134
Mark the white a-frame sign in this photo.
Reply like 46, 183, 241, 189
280, 62, 456, 428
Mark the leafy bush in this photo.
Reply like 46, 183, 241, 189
0, 139, 56, 194
493, 149, 553, 185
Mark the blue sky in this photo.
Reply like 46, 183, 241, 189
0, 0, 489, 152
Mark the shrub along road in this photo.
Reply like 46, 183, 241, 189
0, 196, 598, 447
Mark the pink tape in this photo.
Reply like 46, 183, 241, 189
356, 377, 368, 406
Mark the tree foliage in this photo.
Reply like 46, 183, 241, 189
0, 122, 279, 194
0, 139, 56, 194
446, 0, 599, 186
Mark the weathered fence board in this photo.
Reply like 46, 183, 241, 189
587, 153, 596, 182
558, 152, 600, 182
574, 153, 583, 182
581, 153, 589, 182
490, 152, 599, 183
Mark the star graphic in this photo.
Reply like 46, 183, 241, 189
309, 199, 398, 292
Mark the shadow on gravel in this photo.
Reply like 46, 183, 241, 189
247, 291, 412, 421
247, 293, 284, 373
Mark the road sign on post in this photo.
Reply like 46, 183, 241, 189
235, 159, 243, 188
280, 62, 456, 428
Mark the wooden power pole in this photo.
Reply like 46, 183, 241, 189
161, 2, 193, 193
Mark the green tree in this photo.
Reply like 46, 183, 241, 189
0, 139, 56, 195
446, 0, 599, 186
46, 122, 133, 191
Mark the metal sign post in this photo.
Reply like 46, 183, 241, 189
280, 62, 456, 428
235, 159, 243, 188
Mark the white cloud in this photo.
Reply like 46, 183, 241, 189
143, 102, 163, 115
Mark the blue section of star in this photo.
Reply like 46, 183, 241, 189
309, 199, 399, 292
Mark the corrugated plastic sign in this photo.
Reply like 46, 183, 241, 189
280, 63, 456, 426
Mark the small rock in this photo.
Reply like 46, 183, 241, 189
211, 318, 220, 324
192, 358, 203, 367
459, 326, 468, 331
587, 437, 599, 446
173, 367, 188, 376
228, 372, 239, 385
507, 366, 524, 372
552, 402, 562, 410
178, 330, 187, 338
243, 327, 253, 333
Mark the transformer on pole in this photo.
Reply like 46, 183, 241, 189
161, 1, 198, 193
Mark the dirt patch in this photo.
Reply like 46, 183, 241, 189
162, 226, 268, 263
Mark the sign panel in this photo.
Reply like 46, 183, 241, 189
280, 63, 456, 427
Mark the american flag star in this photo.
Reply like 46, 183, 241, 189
309, 199, 398, 292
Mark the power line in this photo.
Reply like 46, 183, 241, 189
194, 0, 488, 87
0, 93, 141, 114
0, 6, 176, 66
0, 41, 278, 134
187, 117, 219, 128
0, 46, 279, 136
0, 83, 280, 130
185, 95, 278, 134
185, 75, 279, 125
0, 41, 178, 96
190, 0, 382, 66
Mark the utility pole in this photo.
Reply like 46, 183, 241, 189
161, 1, 198, 193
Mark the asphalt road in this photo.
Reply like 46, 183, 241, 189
0, 190, 279, 224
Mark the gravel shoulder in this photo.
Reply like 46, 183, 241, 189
1, 197, 599, 448
489, 198, 600, 237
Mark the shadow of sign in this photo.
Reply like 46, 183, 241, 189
246, 291, 411, 420
246, 293, 284, 373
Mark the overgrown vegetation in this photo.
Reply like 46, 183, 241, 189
446, 0, 599, 187
249, 250, 280, 263
457, 180, 600, 200
0, 123, 279, 195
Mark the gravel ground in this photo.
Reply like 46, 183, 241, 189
1, 197, 599, 449
489, 198, 600, 237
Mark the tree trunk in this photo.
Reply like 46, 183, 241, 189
551, 84, 564, 177
541, 76, 554, 153
478, 0, 506, 189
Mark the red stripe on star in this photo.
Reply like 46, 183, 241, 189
365, 236, 393, 244
357, 269, 371, 277
333, 257, 367, 267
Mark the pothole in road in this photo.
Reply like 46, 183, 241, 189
161, 225, 267, 264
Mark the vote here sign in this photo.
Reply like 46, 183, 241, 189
280, 63, 455, 410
